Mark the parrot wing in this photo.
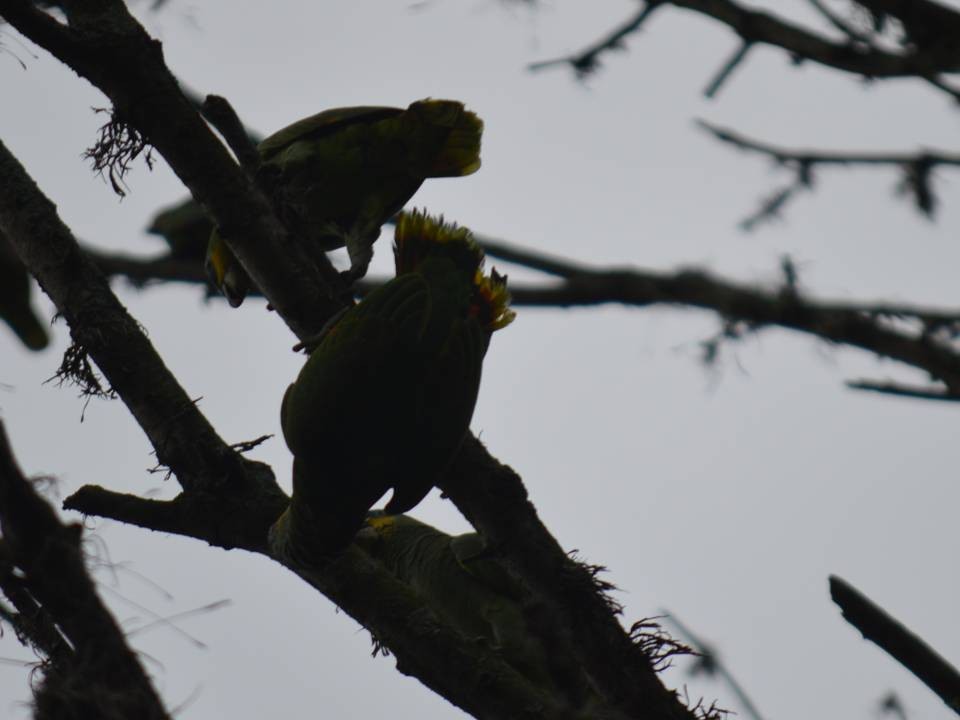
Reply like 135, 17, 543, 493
281, 272, 431, 458
383, 314, 485, 514
450, 532, 527, 604
258, 106, 403, 161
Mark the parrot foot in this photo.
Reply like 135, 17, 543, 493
340, 227, 378, 284
292, 306, 351, 353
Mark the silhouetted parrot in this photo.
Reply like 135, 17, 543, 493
206, 99, 483, 306
147, 198, 212, 261
271, 210, 513, 559
357, 512, 597, 709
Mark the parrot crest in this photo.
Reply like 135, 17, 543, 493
394, 209, 481, 277
394, 209, 515, 333
405, 100, 484, 177
472, 267, 516, 332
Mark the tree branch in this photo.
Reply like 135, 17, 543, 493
830, 576, 960, 715
63, 485, 624, 720
84, 235, 960, 399
442, 436, 695, 720
0, 136, 254, 493
698, 119, 960, 225
530, 0, 960, 101
0, 420, 171, 720
528, 2, 661, 77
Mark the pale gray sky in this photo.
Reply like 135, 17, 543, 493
2, 2, 959, 719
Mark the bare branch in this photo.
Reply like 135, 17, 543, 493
806, 0, 876, 46
528, 2, 661, 77
698, 120, 960, 168
830, 575, 960, 715
703, 41, 753, 99
845, 379, 959, 401
697, 120, 960, 224
530, 0, 960, 102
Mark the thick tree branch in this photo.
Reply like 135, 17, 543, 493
290, 547, 611, 720
507, 267, 960, 395
0, 545, 73, 663
85, 236, 960, 399
0, 137, 251, 493
0, 420, 171, 720
830, 576, 960, 715
443, 437, 694, 720
85, 246, 211, 287
63, 486, 623, 720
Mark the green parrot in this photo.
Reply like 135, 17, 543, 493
147, 197, 213, 261
206, 98, 483, 307
271, 210, 513, 560
0, 233, 49, 351
357, 512, 596, 708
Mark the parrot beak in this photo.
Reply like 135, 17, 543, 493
205, 230, 250, 307
221, 267, 249, 308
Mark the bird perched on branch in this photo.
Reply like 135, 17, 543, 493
357, 512, 596, 708
271, 210, 513, 560
147, 198, 212, 262
0, 234, 49, 351
206, 99, 483, 306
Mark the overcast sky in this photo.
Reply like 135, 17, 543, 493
2, 1, 960, 718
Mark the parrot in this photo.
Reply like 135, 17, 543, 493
0, 233, 49, 351
270, 210, 514, 561
356, 512, 597, 709
147, 197, 213, 261
205, 98, 483, 307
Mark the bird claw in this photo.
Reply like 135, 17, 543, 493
292, 306, 351, 353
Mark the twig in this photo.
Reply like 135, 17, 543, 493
528, 2, 661, 77
703, 41, 753, 99
845, 380, 959, 401
697, 119, 960, 225
698, 120, 960, 167
531, 0, 960, 102
806, 0, 875, 46
662, 611, 767, 720
830, 576, 960, 715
